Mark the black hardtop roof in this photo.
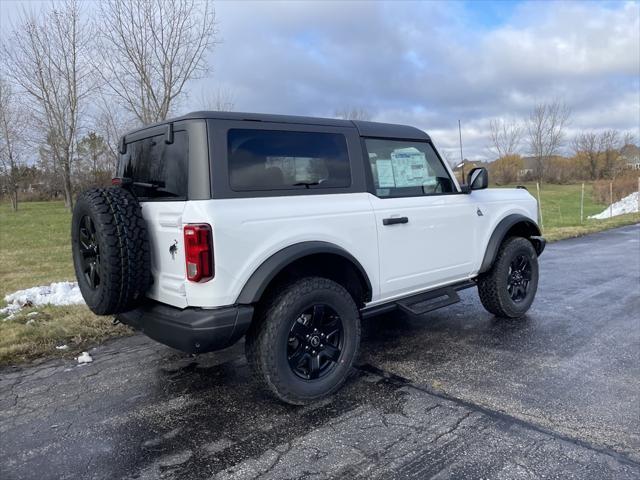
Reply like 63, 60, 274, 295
127, 111, 430, 141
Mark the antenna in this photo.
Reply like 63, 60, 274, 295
458, 120, 465, 181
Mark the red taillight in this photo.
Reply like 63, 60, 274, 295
111, 177, 122, 186
183, 224, 214, 282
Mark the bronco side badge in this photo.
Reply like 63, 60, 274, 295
477, 208, 484, 217
169, 240, 178, 260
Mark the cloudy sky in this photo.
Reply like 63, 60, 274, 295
2, 0, 639, 161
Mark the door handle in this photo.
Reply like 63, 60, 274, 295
382, 216, 409, 226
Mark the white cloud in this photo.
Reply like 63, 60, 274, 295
3, 0, 638, 160
189, 1, 638, 160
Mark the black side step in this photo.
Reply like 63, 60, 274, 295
360, 280, 475, 319
396, 287, 460, 316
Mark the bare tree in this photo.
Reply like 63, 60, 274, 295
526, 101, 570, 181
97, 0, 218, 125
196, 86, 235, 111
489, 118, 522, 159
3, 0, 93, 209
0, 77, 28, 210
621, 131, 636, 148
599, 129, 623, 179
573, 132, 601, 180
334, 107, 372, 121
94, 98, 137, 173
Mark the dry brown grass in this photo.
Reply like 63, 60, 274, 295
592, 174, 639, 205
0, 304, 131, 366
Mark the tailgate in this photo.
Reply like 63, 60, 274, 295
140, 201, 188, 308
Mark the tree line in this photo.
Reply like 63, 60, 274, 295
0, 0, 217, 211
487, 100, 637, 186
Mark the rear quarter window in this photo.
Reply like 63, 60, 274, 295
119, 131, 189, 199
227, 129, 350, 191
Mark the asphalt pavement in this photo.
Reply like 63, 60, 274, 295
1, 224, 639, 479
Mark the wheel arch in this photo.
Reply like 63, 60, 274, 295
236, 241, 373, 307
479, 214, 544, 274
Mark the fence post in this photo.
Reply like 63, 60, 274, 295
580, 182, 585, 224
536, 182, 543, 231
609, 182, 613, 219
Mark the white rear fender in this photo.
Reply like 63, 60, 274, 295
180, 194, 380, 308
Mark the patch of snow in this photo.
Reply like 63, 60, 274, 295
25, 319, 35, 326
27, 312, 39, 317
0, 281, 85, 316
77, 352, 93, 364
56, 345, 69, 350
589, 192, 640, 220
1, 303, 21, 319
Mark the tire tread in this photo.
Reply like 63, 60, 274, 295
245, 277, 360, 405
477, 236, 538, 318
72, 187, 151, 315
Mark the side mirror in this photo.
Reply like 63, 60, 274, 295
467, 167, 488, 191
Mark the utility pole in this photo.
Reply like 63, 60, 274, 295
458, 120, 465, 182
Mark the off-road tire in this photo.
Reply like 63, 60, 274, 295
245, 277, 361, 405
71, 187, 151, 315
477, 236, 539, 318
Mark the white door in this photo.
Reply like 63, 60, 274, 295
364, 138, 476, 301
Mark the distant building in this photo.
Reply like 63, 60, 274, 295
451, 159, 481, 182
516, 155, 566, 180
620, 144, 640, 170
518, 156, 537, 179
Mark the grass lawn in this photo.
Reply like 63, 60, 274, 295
504, 182, 640, 241
0, 201, 130, 366
0, 188, 638, 366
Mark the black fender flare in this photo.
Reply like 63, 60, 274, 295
236, 241, 373, 304
479, 214, 544, 274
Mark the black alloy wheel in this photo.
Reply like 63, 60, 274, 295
78, 215, 101, 289
507, 254, 532, 302
287, 304, 344, 380
72, 187, 151, 315
477, 236, 539, 318
245, 277, 361, 404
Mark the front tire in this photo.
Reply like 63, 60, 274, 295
477, 237, 539, 318
245, 277, 361, 405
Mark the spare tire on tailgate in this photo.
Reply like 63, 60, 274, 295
71, 187, 151, 315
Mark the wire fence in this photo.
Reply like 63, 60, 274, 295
532, 176, 640, 232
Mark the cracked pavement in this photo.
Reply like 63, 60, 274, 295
1, 225, 639, 479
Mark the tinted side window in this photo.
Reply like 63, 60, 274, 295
227, 129, 350, 191
119, 131, 189, 199
365, 138, 454, 198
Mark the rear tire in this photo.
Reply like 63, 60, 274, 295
477, 236, 539, 318
71, 187, 151, 315
245, 277, 361, 405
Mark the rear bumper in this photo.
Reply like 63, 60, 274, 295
116, 301, 254, 354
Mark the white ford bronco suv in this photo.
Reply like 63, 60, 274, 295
71, 111, 545, 404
